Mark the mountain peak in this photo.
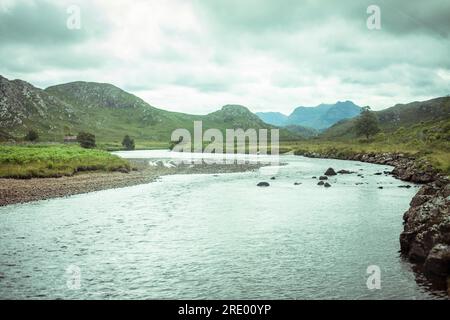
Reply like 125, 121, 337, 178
257, 101, 362, 130
45, 81, 149, 110
221, 104, 251, 113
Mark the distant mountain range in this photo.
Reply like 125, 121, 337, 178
0, 75, 299, 143
256, 101, 362, 130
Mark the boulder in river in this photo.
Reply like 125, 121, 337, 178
257, 182, 270, 187
424, 244, 450, 277
294, 182, 302, 185
337, 170, 354, 174
319, 176, 328, 180
324, 168, 337, 176
324, 182, 331, 188
317, 181, 325, 186
270, 177, 276, 180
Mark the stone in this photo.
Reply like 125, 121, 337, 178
424, 244, 450, 277
337, 169, 354, 174
257, 182, 270, 187
324, 168, 337, 176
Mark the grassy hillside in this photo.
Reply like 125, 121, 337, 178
322, 97, 450, 139
1, 77, 300, 146
0, 144, 130, 178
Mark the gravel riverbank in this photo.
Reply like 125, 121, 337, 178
0, 161, 263, 207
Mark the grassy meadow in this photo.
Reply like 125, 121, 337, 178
0, 144, 130, 179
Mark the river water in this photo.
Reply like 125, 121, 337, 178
0, 151, 447, 299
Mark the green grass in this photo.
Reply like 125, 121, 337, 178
0, 144, 130, 178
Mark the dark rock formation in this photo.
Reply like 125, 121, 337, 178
337, 169, 354, 174
400, 178, 450, 277
317, 181, 325, 186
324, 168, 337, 176
257, 182, 270, 187
319, 176, 328, 180
324, 182, 331, 188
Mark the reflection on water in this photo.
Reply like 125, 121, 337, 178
0, 152, 447, 299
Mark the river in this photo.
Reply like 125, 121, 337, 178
0, 151, 447, 299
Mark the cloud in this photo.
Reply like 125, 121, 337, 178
0, 0, 449, 114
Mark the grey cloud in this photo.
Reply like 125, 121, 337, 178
0, 0, 109, 45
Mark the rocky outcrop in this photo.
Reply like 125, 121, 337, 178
296, 149, 450, 282
400, 178, 450, 277
324, 168, 337, 176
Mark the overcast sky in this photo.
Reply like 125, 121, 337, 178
1, 0, 449, 114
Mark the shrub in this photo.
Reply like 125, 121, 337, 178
24, 129, 39, 142
77, 132, 96, 149
122, 135, 135, 150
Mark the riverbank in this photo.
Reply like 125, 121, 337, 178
0, 161, 263, 206
295, 149, 450, 285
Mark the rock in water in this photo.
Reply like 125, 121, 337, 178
424, 244, 450, 277
270, 177, 276, 180
324, 182, 331, 188
317, 181, 325, 186
257, 182, 270, 187
319, 176, 328, 180
324, 168, 337, 176
337, 170, 354, 174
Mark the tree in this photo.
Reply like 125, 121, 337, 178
122, 135, 135, 150
77, 131, 96, 149
24, 129, 39, 142
355, 106, 380, 140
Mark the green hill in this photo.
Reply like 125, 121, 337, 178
0, 76, 299, 147
284, 125, 319, 138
